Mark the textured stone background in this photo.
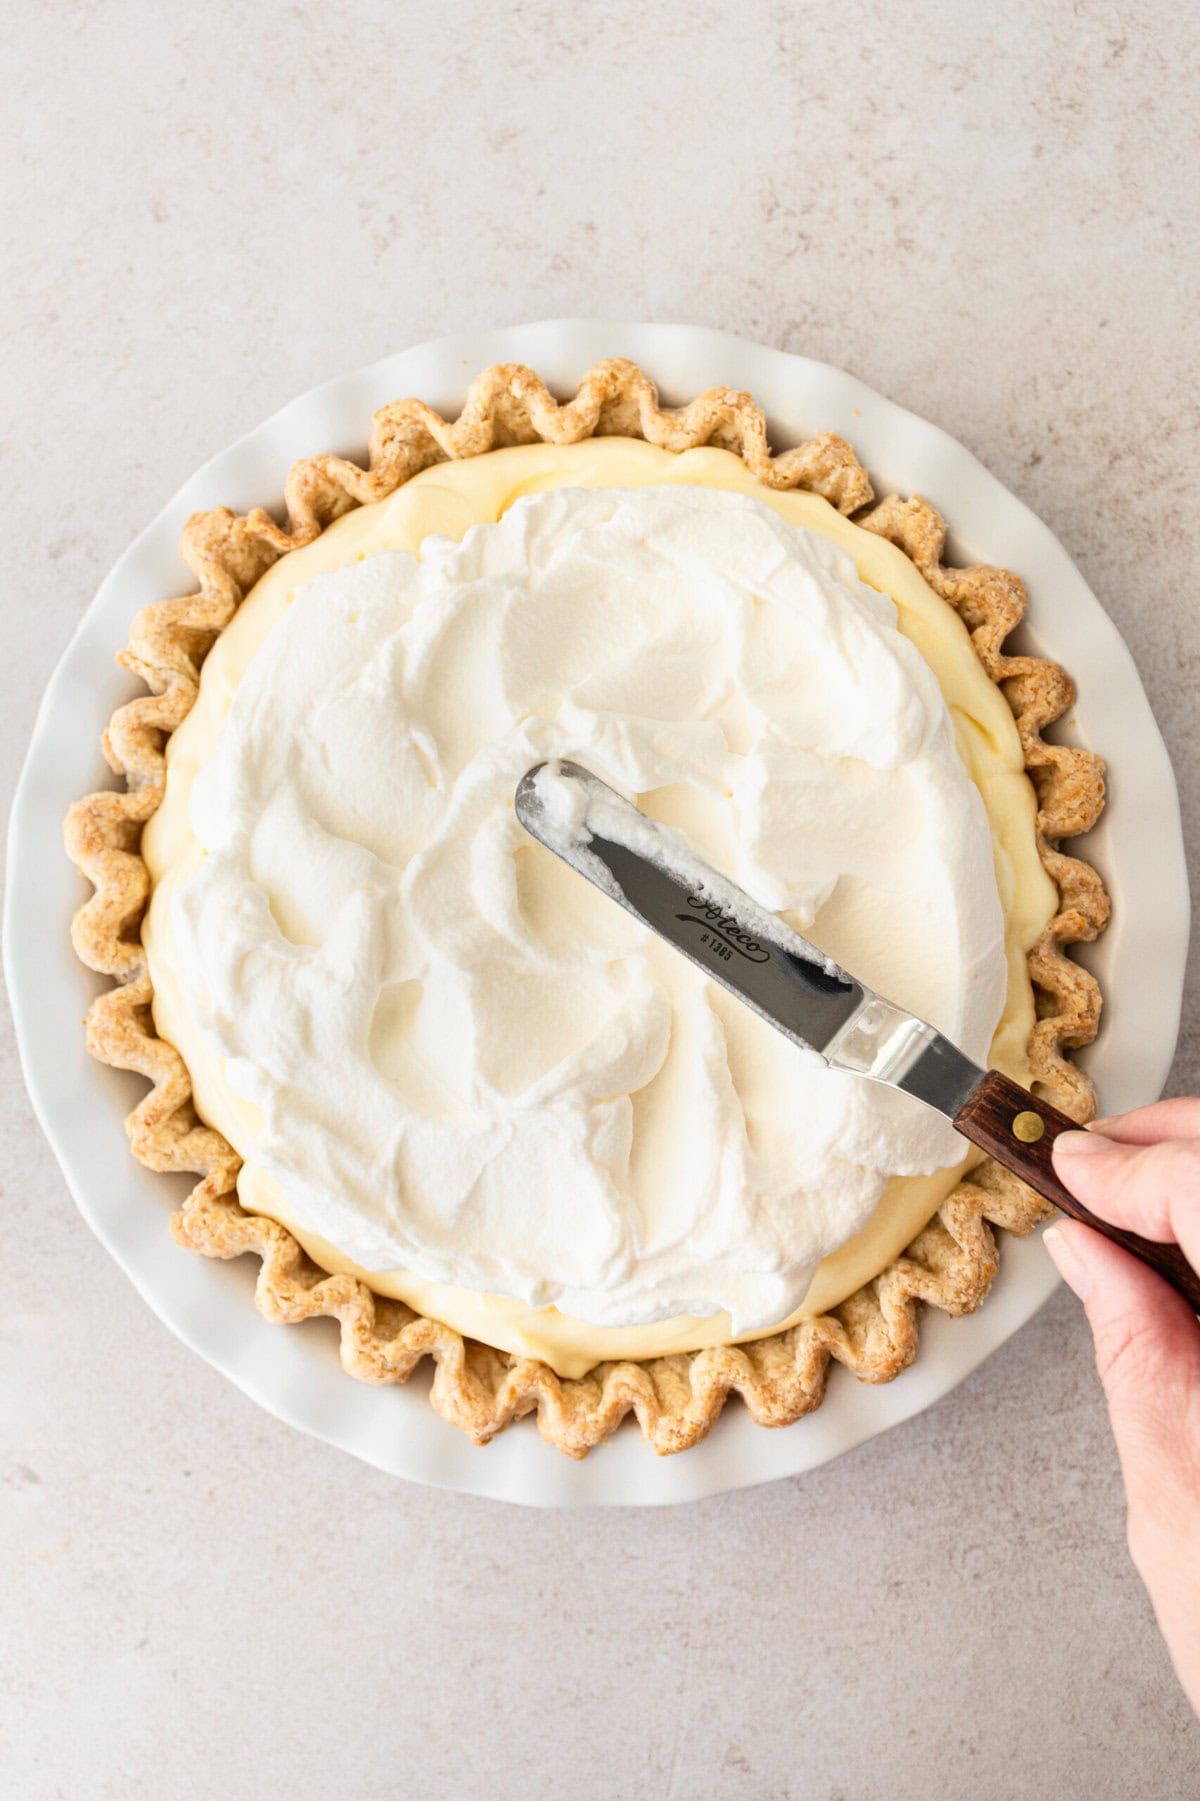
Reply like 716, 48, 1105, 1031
3, 2, 1198, 1796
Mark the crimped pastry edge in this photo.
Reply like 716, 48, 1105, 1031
64, 358, 1109, 1458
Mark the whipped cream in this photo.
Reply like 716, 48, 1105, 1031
171, 484, 1007, 1333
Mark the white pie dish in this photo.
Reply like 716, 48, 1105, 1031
5, 320, 1189, 1506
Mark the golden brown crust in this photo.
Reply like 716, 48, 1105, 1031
65, 358, 1108, 1457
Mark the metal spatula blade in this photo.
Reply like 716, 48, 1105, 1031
515, 759, 982, 1115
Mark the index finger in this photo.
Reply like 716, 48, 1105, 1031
1052, 1131, 1200, 1273
1090, 1097, 1200, 1146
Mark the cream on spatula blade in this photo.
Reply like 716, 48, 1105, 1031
516, 760, 1200, 1311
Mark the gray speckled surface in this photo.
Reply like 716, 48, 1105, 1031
3, 2, 1198, 1796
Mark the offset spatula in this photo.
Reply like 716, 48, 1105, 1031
516, 760, 1200, 1311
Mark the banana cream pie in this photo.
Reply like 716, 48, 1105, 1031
67, 362, 1108, 1456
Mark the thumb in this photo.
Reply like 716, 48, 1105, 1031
1043, 1220, 1200, 1540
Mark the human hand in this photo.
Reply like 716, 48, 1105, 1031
1045, 1098, 1200, 1715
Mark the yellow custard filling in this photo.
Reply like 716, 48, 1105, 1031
142, 439, 1058, 1378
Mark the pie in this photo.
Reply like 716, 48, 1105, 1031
66, 360, 1108, 1457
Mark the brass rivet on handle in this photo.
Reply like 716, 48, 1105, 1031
1012, 1110, 1045, 1144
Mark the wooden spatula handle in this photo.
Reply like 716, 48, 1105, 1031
955, 1069, 1200, 1313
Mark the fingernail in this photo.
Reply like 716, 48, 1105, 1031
1044, 1226, 1094, 1302
1052, 1129, 1112, 1158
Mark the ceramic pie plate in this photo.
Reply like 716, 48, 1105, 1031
5, 321, 1189, 1507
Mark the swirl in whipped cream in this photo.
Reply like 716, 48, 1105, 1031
171, 485, 1006, 1332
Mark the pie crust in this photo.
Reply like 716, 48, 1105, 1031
65, 360, 1109, 1457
